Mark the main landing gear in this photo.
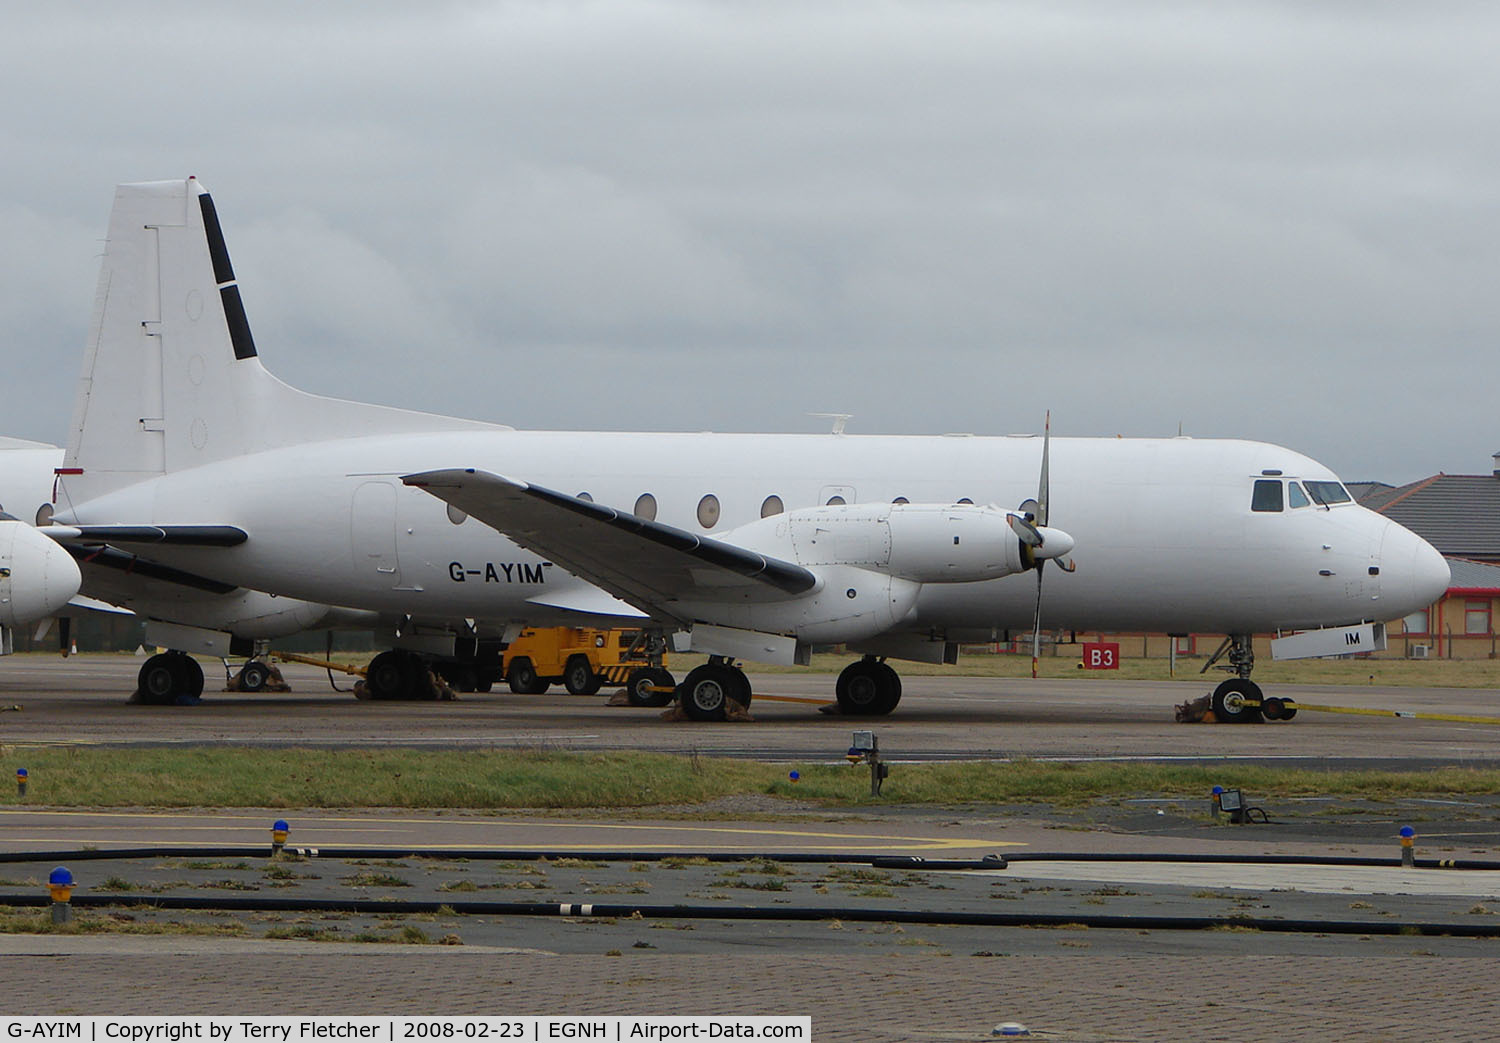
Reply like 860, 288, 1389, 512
677, 656, 753, 721
671, 654, 905, 722
836, 656, 903, 716
136, 651, 205, 705
1202, 634, 1297, 724
365, 649, 449, 701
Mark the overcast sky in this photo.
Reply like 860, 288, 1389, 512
2, 1, 1495, 484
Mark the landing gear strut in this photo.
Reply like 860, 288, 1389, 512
623, 629, 676, 707
678, 656, 752, 721
836, 656, 902, 716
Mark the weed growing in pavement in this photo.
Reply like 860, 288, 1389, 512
342, 872, 411, 888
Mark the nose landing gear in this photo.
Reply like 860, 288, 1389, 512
1201, 634, 1297, 724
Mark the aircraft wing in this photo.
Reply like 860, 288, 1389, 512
403, 469, 817, 623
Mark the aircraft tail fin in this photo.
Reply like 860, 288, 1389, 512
62, 178, 497, 505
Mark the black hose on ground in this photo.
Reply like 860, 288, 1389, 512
0, 892, 1495, 938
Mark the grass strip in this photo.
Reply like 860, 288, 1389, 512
2, 747, 1499, 809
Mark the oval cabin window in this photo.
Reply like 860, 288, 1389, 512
697, 494, 721, 529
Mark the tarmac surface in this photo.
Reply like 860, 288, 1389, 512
2, 654, 1500, 1040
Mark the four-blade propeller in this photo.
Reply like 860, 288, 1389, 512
1006, 413, 1076, 677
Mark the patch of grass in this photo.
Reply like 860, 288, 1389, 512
714, 877, 789, 892
201, 879, 259, 891
173, 860, 253, 871
0, 906, 246, 937
6, 746, 1500, 809
342, 872, 411, 889
264, 925, 343, 941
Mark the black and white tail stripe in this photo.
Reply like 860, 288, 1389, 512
198, 191, 258, 361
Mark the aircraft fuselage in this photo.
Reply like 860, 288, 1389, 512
58, 429, 1448, 643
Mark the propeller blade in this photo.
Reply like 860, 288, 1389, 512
1036, 411, 1050, 528
1007, 513, 1043, 547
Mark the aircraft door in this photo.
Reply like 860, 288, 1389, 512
351, 480, 401, 585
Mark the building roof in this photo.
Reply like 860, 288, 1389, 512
1363, 474, 1500, 559
1446, 557, 1500, 594
1346, 481, 1394, 502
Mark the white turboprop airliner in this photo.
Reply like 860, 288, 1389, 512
42, 178, 1449, 719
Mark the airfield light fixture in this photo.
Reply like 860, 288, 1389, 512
47, 866, 74, 923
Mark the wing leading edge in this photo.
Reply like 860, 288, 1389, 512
402, 469, 817, 622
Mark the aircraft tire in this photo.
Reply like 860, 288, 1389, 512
238, 661, 271, 693
1211, 679, 1264, 724
875, 661, 902, 711
137, 654, 179, 705
367, 650, 414, 700
728, 667, 752, 710
176, 654, 205, 699
836, 660, 900, 716
679, 664, 735, 721
626, 667, 676, 707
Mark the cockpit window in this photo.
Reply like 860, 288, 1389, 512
1287, 482, 1310, 509
1251, 479, 1283, 513
1304, 480, 1352, 506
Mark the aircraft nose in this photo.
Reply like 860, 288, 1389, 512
1381, 519, 1450, 617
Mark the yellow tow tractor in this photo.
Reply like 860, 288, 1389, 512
503, 627, 675, 705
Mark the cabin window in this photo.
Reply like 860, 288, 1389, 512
892, 496, 909, 505
1304, 480, 1352, 506
446, 504, 467, 525
576, 492, 593, 503
1287, 483, 1310, 509
957, 498, 974, 505
825, 495, 846, 506
760, 495, 784, 518
697, 494, 721, 528
1251, 480, 1283, 512
634, 493, 657, 521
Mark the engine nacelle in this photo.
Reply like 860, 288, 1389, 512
785, 503, 1025, 583
0, 520, 82, 627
